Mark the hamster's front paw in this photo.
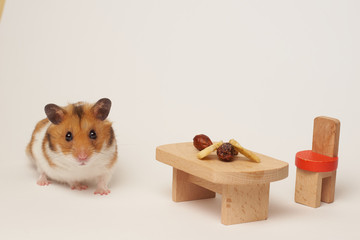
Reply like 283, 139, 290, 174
94, 187, 111, 195
94, 175, 111, 195
70, 182, 88, 191
37, 173, 51, 186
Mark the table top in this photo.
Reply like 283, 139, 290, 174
156, 142, 289, 184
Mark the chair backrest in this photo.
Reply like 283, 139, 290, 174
312, 116, 340, 158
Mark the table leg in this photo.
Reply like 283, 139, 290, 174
172, 168, 215, 202
221, 183, 270, 225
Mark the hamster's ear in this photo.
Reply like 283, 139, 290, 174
45, 104, 66, 125
92, 98, 112, 121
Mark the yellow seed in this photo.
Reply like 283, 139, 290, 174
229, 139, 260, 163
197, 141, 223, 159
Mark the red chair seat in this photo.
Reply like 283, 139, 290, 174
295, 150, 338, 172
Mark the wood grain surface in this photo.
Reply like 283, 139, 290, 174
0, 0, 5, 21
156, 142, 288, 184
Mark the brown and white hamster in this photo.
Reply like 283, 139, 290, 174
26, 98, 117, 195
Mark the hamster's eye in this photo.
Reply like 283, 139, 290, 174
89, 130, 97, 140
65, 132, 73, 142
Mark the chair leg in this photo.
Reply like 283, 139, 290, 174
321, 170, 336, 203
295, 168, 322, 208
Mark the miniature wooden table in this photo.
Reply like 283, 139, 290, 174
156, 142, 288, 225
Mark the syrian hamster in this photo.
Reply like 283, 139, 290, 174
26, 98, 117, 195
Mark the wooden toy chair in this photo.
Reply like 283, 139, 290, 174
295, 116, 340, 208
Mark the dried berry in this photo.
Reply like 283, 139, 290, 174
193, 134, 213, 151
217, 143, 236, 162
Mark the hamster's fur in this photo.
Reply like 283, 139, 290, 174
26, 98, 117, 195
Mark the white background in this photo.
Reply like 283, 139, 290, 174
1, 0, 360, 239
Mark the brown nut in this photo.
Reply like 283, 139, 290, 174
217, 143, 236, 162
193, 134, 213, 151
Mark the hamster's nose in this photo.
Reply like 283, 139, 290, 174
77, 152, 89, 162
